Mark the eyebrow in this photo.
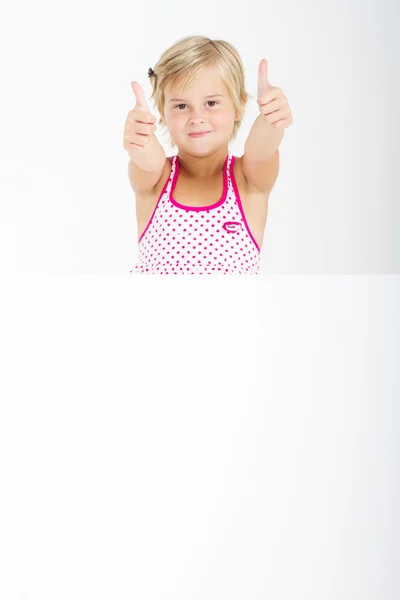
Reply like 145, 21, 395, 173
168, 94, 224, 103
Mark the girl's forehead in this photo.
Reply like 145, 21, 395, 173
166, 71, 227, 99
169, 66, 223, 89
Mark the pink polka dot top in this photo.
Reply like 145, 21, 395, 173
129, 150, 260, 275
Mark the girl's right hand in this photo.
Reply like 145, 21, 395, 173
123, 81, 158, 161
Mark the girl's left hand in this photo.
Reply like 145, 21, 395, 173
257, 58, 293, 129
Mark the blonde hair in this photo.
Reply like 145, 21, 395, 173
147, 36, 253, 149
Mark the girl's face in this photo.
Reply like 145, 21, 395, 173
162, 66, 239, 151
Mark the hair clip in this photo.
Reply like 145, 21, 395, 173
148, 68, 155, 78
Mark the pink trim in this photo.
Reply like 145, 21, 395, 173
229, 155, 261, 254
137, 162, 173, 245
137, 152, 260, 255
169, 153, 229, 212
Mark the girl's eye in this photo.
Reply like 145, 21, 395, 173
174, 101, 218, 110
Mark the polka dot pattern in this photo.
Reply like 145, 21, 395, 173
129, 151, 260, 275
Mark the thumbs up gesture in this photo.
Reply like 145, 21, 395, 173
123, 81, 158, 160
131, 81, 154, 116
257, 59, 293, 129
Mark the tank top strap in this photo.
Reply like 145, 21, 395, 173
166, 154, 179, 195
226, 150, 235, 186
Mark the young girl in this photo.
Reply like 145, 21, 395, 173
123, 36, 292, 275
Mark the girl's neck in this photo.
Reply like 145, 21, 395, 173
177, 146, 228, 180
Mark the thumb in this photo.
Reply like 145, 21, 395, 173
131, 81, 151, 113
257, 59, 272, 102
